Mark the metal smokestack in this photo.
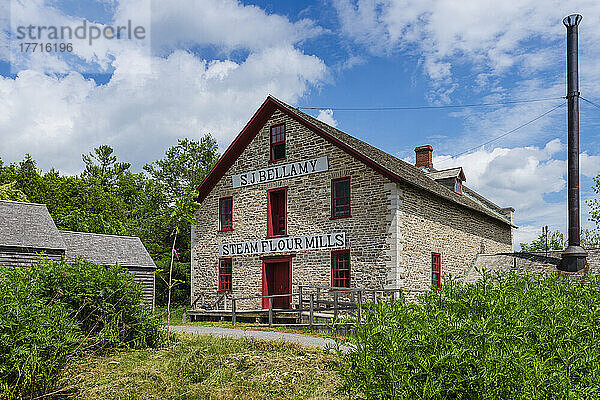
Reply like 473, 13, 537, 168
559, 13, 587, 272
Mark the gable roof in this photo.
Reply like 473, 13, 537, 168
197, 95, 514, 227
60, 230, 156, 268
0, 200, 66, 251
426, 167, 466, 182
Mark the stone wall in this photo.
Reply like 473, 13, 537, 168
191, 109, 514, 310
465, 249, 600, 282
192, 110, 394, 310
398, 184, 513, 291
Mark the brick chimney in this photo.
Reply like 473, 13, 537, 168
415, 145, 433, 169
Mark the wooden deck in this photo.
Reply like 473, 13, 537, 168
188, 285, 425, 328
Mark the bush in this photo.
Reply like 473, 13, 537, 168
340, 272, 600, 399
0, 259, 166, 399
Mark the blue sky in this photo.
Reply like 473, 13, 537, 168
2, 0, 600, 247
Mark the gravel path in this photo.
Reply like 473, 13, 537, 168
169, 325, 353, 352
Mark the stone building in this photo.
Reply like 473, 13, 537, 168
0, 200, 156, 307
191, 96, 515, 310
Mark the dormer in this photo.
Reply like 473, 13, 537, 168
426, 167, 466, 195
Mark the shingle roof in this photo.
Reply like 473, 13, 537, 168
269, 97, 514, 227
426, 167, 466, 181
197, 95, 515, 227
60, 231, 156, 268
0, 200, 66, 250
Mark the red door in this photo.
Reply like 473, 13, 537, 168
262, 258, 291, 309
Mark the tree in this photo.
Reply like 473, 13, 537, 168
581, 229, 600, 249
144, 137, 220, 308
144, 137, 219, 202
82, 145, 131, 192
0, 181, 28, 201
160, 188, 201, 326
520, 229, 565, 252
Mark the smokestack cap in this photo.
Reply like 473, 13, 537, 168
563, 14, 582, 27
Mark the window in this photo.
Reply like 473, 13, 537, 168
218, 259, 232, 292
431, 253, 441, 288
270, 124, 286, 161
331, 177, 351, 218
219, 197, 233, 231
454, 179, 463, 194
267, 188, 287, 237
332, 250, 350, 288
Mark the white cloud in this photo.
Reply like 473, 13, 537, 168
142, 0, 324, 54
333, 0, 600, 85
433, 139, 600, 247
0, 1, 328, 173
316, 109, 338, 127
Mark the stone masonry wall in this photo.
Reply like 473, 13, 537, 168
397, 184, 513, 292
191, 109, 514, 310
191, 110, 393, 310
465, 249, 600, 282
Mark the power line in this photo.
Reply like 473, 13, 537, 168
436, 101, 567, 166
298, 96, 565, 111
581, 96, 600, 110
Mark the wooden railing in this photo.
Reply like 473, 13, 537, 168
229, 286, 426, 327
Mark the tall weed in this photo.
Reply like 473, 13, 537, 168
340, 272, 600, 399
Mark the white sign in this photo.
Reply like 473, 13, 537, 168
219, 232, 345, 257
232, 156, 328, 188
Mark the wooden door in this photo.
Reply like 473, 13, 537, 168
262, 259, 291, 309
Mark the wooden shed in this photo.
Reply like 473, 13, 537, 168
0, 200, 156, 307
60, 230, 156, 307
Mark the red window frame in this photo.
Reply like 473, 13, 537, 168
454, 179, 463, 194
331, 177, 351, 219
219, 196, 233, 231
269, 123, 286, 162
267, 187, 287, 238
332, 250, 350, 288
218, 258, 232, 292
431, 253, 441, 288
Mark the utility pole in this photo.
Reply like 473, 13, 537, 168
559, 14, 587, 272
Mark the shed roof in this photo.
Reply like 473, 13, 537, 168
0, 200, 66, 251
197, 95, 515, 227
60, 231, 156, 268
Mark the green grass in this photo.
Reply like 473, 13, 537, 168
157, 306, 348, 339
62, 333, 346, 400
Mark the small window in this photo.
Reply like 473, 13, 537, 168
219, 197, 233, 231
270, 124, 286, 161
431, 253, 441, 288
454, 179, 462, 194
332, 250, 350, 288
267, 188, 287, 237
331, 177, 351, 218
218, 259, 232, 292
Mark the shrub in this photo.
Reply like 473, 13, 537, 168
339, 272, 600, 399
0, 258, 165, 399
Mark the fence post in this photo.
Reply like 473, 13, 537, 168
299, 286, 303, 312
232, 298, 236, 325
309, 293, 314, 328
268, 297, 273, 327
334, 291, 339, 321
316, 288, 321, 309
371, 290, 376, 304
357, 291, 362, 323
